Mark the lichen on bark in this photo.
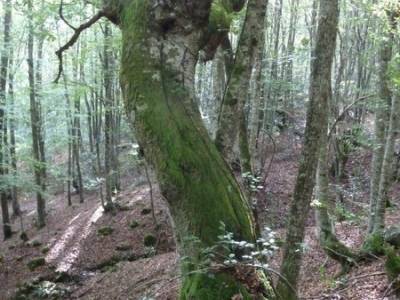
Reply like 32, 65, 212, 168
118, 1, 269, 298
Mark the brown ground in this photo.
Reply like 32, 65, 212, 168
1, 137, 399, 299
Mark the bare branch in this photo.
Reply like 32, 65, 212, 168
59, 0, 77, 31
54, 10, 107, 83
327, 94, 374, 140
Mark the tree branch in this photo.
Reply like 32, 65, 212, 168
327, 94, 374, 140
59, 0, 77, 31
54, 10, 107, 83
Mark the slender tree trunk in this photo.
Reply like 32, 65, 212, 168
215, 0, 268, 173
72, 47, 84, 203
0, 0, 13, 239
367, 14, 396, 236
62, 72, 73, 206
28, 0, 46, 228
372, 92, 400, 235
263, 0, 283, 133
276, 1, 339, 298
35, 2, 47, 200
8, 51, 20, 216
315, 133, 357, 272
104, 23, 116, 209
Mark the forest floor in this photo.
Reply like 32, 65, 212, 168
1, 137, 400, 299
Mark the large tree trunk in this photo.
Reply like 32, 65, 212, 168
118, 1, 270, 298
275, 1, 339, 298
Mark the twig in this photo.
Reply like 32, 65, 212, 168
327, 94, 374, 141
348, 271, 385, 281
54, 9, 107, 83
59, 0, 76, 31
382, 275, 400, 299
263, 266, 298, 298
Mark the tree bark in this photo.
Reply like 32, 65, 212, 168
0, 0, 13, 239
8, 50, 20, 216
104, 23, 117, 209
372, 92, 400, 235
316, 133, 357, 273
118, 1, 270, 298
215, 0, 268, 173
367, 14, 396, 236
275, 1, 339, 298
28, 0, 46, 228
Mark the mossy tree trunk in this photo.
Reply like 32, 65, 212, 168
275, 1, 339, 298
367, 13, 396, 237
116, 1, 270, 298
372, 92, 400, 236
215, 0, 268, 173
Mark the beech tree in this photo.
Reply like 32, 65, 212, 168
56, 1, 274, 298
275, 0, 340, 298
0, 0, 13, 239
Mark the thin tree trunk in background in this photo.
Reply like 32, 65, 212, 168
316, 133, 357, 272
0, 0, 13, 239
216, 0, 268, 173
62, 72, 73, 206
373, 91, 400, 235
276, 1, 339, 298
367, 14, 395, 236
35, 1, 47, 200
103, 23, 116, 209
264, 0, 283, 133
8, 51, 20, 216
283, 0, 299, 130
72, 45, 84, 203
28, 0, 46, 228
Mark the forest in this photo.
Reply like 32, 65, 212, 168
1, 0, 400, 299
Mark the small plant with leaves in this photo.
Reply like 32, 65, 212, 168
205, 223, 279, 272
242, 172, 264, 192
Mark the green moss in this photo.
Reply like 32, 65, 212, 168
129, 220, 139, 229
363, 233, 385, 255
115, 243, 132, 251
120, 0, 255, 248
385, 246, 400, 279
27, 257, 45, 271
209, 1, 233, 34
97, 226, 114, 236
28, 240, 42, 247
93, 252, 137, 272
120, 1, 259, 297
144, 234, 157, 247
41, 247, 50, 254
141, 208, 152, 215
